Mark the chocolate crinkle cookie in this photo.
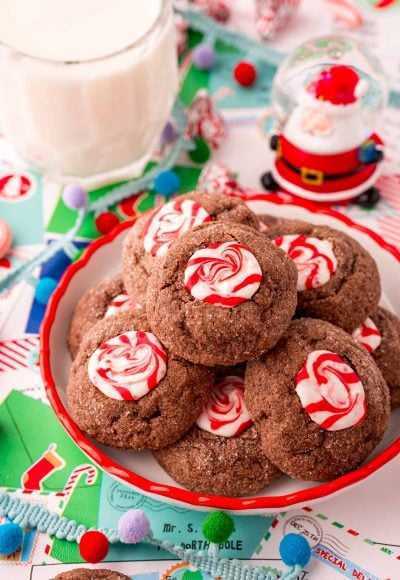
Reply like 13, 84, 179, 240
154, 369, 281, 496
268, 221, 381, 332
67, 311, 214, 450
146, 222, 298, 366
245, 318, 390, 481
68, 273, 145, 359
352, 306, 400, 408
258, 214, 312, 238
54, 569, 130, 580
122, 191, 259, 300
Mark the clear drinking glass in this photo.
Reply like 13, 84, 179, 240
0, 0, 178, 183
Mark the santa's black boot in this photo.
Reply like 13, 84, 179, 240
354, 186, 381, 208
261, 171, 280, 192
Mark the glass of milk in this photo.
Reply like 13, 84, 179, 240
0, 0, 178, 183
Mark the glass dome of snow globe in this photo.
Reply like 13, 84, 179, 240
272, 35, 387, 130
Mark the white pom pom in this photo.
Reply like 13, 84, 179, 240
355, 79, 369, 98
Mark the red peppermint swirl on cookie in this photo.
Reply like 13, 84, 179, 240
352, 317, 382, 353
184, 242, 262, 307
295, 350, 366, 431
88, 331, 167, 401
143, 199, 212, 257
196, 375, 252, 437
274, 235, 337, 291
105, 293, 137, 317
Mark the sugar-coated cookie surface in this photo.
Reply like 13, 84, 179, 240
268, 221, 381, 332
122, 191, 260, 301
154, 370, 281, 496
146, 222, 298, 366
67, 312, 214, 450
353, 306, 400, 408
258, 215, 312, 238
67, 273, 145, 359
54, 569, 130, 580
245, 318, 390, 481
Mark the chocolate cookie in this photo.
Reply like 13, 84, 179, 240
68, 274, 145, 359
146, 222, 298, 366
154, 371, 281, 496
67, 312, 214, 450
54, 569, 130, 580
258, 215, 311, 238
245, 318, 390, 481
269, 222, 381, 332
122, 191, 259, 300
352, 306, 400, 408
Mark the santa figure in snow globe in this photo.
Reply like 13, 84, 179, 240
262, 36, 387, 206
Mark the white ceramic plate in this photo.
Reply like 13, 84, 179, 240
41, 193, 400, 514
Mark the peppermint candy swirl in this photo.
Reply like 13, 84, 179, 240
142, 199, 212, 257
196, 375, 252, 437
274, 235, 337, 291
184, 242, 262, 308
352, 317, 382, 354
88, 331, 167, 401
105, 293, 138, 317
295, 350, 366, 431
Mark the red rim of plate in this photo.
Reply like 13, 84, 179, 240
40, 193, 400, 511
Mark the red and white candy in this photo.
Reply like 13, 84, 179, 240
255, 0, 300, 39
185, 89, 226, 149
184, 242, 262, 308
274, 235, 337, 291
88, 331, 167, 401
105, 293, 138, 318
198, 161, 253, 199
295, 350, 367, 431
142, 198, 211, 257
0, 219, 12, 260
352, 317, 382, 353
196, 375, 252, 437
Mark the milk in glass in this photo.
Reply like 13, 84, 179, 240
0, 0, 178, 178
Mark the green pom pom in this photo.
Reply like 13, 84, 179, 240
202, 511, 234, 544
188, 138, 211, 164
182, 570, 203, 580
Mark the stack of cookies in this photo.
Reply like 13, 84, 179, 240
67, 191, 399, 497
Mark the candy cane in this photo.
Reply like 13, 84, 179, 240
62, 465, 98, 498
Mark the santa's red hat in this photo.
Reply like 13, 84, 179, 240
307, 65, 368, 106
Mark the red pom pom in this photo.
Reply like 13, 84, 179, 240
95, 212, 120, 234
233, 61, 257, 87
310, 65, 359, 105
79, 531, 109, 564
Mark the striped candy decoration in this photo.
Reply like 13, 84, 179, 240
184, 242, 262, 307
185, 89, 226, 149
88, 331, 167, 401
192, 0, 231, 22
196, 375, 252, 436
0, 336, 39, 372
143, 198, 212, 257
352, 318, 382, 353
105, 293, 136, 317
273, 235, 338, 291
197, 161, 252, 198
255, 0, 300, 39
295, 350, 367, 431
325, 0, 363, 29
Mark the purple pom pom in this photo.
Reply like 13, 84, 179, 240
193, 43, 216, 70
118, 510, 151, 544
63, 183, 87, 210
160, 122, 176, 146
